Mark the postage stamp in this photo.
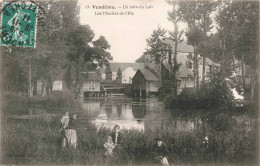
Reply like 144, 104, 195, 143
1, 1, 37, 48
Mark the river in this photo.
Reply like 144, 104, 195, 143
82, 97, 202, 132
6, 97, 254, 132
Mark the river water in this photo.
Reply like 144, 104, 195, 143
6, 97, 254, 132
82, 97, 202, 132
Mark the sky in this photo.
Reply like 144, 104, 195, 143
79, 0, 188, 63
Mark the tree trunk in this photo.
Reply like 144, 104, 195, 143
174, 39, 178, 95
232, 49, 235, 72
42, 82, 47, 96
202, 56, 206, 84
193, 53, 196, 90
28, 56, 33, 97
194, 45, 199, 89
241, 53, 245, 90
250, 68, 255, 103
48, 85, 51, 96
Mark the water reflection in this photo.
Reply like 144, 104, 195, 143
82, 97, 201, 132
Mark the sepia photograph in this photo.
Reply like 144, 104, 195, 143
0, 0, 259, 165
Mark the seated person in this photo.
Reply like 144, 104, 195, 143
153, 138, 169, 166
104, 136, 115, 157
111, 125, 122, 145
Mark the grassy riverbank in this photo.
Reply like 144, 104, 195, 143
1, 115, 258, 165
2, 91, 82, 116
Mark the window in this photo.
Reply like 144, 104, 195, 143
92, 82, 95, 89
88, 82, 95, 89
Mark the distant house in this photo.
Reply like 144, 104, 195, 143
144, 41, 195, 94
52, 80, 66, 91
141, 40, 220, 95
80, 72, 101, 97
132, 69, 160, 97
231, 59, 252, 88
96, 62, 145, 84
198, 57, 220, 82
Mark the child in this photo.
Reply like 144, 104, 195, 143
60, 112, 69, 130
104, 136, 115, 157
153, 138, 169, 166
111, 125, 121, 145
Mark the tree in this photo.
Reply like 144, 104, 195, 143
65, 25, 112, 96
135, 54, 145, 63
177, 1, 216, 88
215, 1, 259, 104
144, 27, 171, 64
2, 0, 83, 97
167, 0, 184, 95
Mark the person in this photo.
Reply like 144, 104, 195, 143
153, 138, 169, 166
64, 114, 77, 148
60, 112, 69, 148
104, 136, 115, 157
111, 125, 122, 145
60, 112, 69, 130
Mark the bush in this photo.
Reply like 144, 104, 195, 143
196, 76, 234, 110
164, 74, 236, 112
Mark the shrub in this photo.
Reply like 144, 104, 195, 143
164, 74, 236, 112
196, 75, 234, 110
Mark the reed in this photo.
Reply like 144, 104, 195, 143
1, 115, 257, 165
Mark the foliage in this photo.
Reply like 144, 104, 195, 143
1, 117, 257, 165
2, 0, 113, 97
177, 1, 216, 88
165, 73, 235, 111
144, 27, 171, 64
135, 54, 145, 63
64, 25, 112, 95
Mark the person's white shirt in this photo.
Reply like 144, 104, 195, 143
61, 113, 69, 129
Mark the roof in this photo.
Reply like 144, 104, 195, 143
98, 62, 145, 74
138, 69, 160, 81
198, 57, 220, 67
101, 80, 116, 84
165, 40, 194, 53
81, 72, 101, 82
161, 62, 193, 78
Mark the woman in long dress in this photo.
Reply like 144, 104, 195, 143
64, 114, 77, 148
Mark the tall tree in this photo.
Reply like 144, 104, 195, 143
65, 25, 112, 95
177, 1, 216, 88
144, 27, 171, 64
215, 1, 259, 103
168, 0, 184, 95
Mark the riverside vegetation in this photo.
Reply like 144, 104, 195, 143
1, 74, 258, 165
1, 87, 258, 165
1, 116, 257, 165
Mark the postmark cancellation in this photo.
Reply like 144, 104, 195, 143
1, 1, 37, 48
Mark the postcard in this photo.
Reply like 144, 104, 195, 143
0, 0, 259, 165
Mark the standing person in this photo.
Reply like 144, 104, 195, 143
60, 112, 69, 148
61, 112, 70, 130
153, 138, 169, 166
111, 125, 122, 145
65, 114, 78, 148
